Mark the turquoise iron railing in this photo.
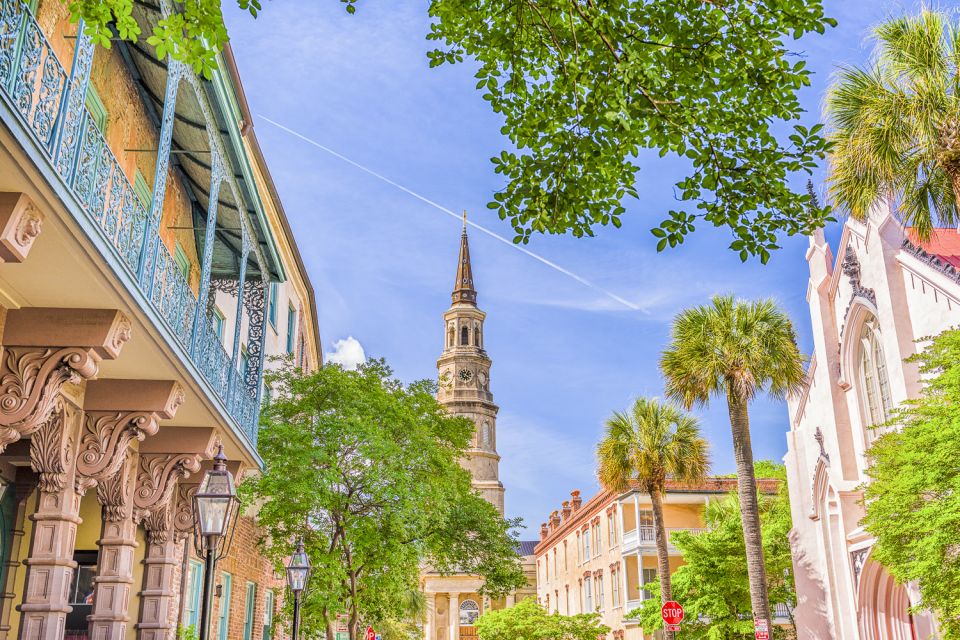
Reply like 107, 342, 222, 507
0, 0, 262, 444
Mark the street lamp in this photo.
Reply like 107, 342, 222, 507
193, 445, 240, 640
286, 537, 311, 640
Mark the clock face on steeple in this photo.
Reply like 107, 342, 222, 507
458, 368, 474, 383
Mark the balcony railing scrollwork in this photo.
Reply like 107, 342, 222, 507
0, 0, 269, 444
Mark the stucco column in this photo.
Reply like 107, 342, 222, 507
18, 402, 83, 640
87, 456, 138, 639
505, 594, 515, 608
423, 593, 434, 640
447, 593, 459, 640
133, 428, 216, 640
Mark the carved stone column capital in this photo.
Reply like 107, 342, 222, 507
0, 192, 44, 263
76, 380, 183, 495
133, 453, 203, 530
0, 308, 131, 453
28, 402, 72, 495
97, 456, 133, 523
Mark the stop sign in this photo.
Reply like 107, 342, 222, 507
366, 626, 375, 640
661, 601, 684, 625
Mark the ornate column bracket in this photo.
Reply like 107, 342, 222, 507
0, 308, 130, 452
75, 380, 183, 495
0, 193, 43, 263
29, 402, 72, 494
132, 427, 217, 531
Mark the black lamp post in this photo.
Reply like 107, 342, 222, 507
286, 537, 311, 640
193, 445, 240, 640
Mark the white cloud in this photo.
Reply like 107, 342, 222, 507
324, 336, 367, 370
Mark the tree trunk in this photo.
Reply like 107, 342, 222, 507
649, 484, 674, 640
727, 390, 772, 631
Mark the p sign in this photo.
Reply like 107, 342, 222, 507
661, 601, 684, 625
756, 633, 770, 640
366, 626, 375, 640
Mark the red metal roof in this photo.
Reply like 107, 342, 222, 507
907, 228, 960, 269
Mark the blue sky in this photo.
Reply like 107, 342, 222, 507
224, 0, 919, 535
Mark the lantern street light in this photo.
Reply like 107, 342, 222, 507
286, 537, 311, 640
193, 445, 240, 640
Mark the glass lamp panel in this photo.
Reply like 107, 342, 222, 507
287, 566, 308, 591
197, 495, 230, 536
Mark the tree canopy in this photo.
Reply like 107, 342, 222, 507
630, 463, 795, 639
427, 0, 835, 261
243, 360, 526, 640
474, 599, 609, 640
863, 328, 960, 638
825, 10, 960, 241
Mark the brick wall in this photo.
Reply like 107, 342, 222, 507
208, 515, 286, 640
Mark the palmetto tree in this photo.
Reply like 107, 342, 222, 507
660, 295, 804, 630
596, 398, 709, 639
826, 10, 960, 240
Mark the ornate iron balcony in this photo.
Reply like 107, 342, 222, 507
0, 0, 264, 444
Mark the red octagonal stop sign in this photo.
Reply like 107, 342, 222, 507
661, 601, 684, 625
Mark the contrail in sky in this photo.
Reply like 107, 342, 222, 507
258, 115, 642, 312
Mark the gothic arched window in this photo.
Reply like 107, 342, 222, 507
461, 326, 469, 346
459, 599, 480, 625
858, 316, 893, 430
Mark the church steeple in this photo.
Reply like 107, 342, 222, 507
452, 212, 477, 306
437, 215, 504, 515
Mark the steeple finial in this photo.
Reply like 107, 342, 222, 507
452, 214, 477, 306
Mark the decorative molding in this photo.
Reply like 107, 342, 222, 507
29, 403, 71, 494
0, 193, 44, 263
96, 457, 130, 522
901, 238, 960, 284
840, 246, 877, 330
76, 411, 159, 495
172, 482, 197, 543
814, 427, 829, 462
0, 347, 97, 451
133, 453, 202, 533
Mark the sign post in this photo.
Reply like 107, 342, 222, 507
661, 600, 684, 633
366, 626, 376, 640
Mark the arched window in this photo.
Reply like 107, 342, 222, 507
474, 323, 482, 348
448, 325, 455, 348
481, 422, 492, 448
460, 326, 469, 346
858, 317, 893, 431
459, 599, 480, 625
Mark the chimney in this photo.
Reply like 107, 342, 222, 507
561, 500, 571, 521
571, 490, 582, 511
550, 510, 561, 530
540, 522, 549, 541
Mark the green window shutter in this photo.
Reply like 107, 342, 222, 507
186, 560, 204, 628
133, 170, 152, 210
268, 283, 278, 329
286, 305, 296, 354
218, 572, 233, 640
242, 582, 256, 640
262, 590, 274, 640
85, 85, 108, 133
212, 307, 225, 340
174, 243, 190, 280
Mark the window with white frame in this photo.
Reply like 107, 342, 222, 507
584, 577, 593, 611
608, 513, 617, 546
611, 569, 620, 607
593, 522, 601, 556
459, 599, 480, 625
595, 575, 604, 611
583, 529, 591, 560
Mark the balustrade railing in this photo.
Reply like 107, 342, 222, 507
0, 0, 263, 443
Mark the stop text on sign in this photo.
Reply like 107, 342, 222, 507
661, 600, 684, 625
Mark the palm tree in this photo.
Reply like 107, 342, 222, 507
660, 295, 804, 630
596, 397, 709, 640
826, 10, 960, 240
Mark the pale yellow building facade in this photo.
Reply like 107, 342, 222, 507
535, 479, 776, 639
